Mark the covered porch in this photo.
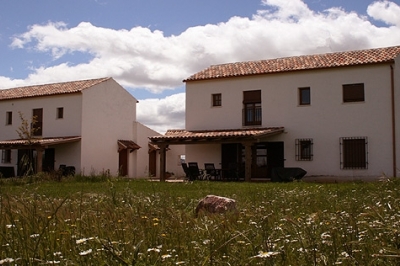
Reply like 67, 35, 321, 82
0, 136, 81, 177
149, 127, 285, 182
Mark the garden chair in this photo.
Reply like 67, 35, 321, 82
188, 162, 205, 181
204, 163, 221, 181
181, 163, 190, 180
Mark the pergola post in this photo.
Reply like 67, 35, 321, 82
243, 142, 253, 182
159, 144, 167, 182
36, 147, 44, 173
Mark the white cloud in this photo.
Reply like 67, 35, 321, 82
137, 93, 185, 134
367, 0, 400, 26
2, 0, 400, 133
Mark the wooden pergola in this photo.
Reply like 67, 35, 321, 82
0, 136, 81, 174
149, 127, 284, 182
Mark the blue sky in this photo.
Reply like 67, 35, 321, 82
1, 0, 400, 133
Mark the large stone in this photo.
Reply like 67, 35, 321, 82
195, 195, 237, 216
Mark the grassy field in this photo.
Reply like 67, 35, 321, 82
0, 175, 399, 265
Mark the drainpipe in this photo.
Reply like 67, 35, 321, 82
390, 64, 397, 177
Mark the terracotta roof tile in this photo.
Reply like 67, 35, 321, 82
0, 77, 111, 101
185, 46, 400, 81
0, 136, 81, 147
150, 127, 284, 143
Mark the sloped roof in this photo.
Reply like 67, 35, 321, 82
184, 46, 400, 82
150, 127, 284, 144
118, 140, 141, 152
0, 136, 81, 149
0, 77, 111, 101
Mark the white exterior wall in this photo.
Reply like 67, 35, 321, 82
394, 57, 400, 177
186, 63, 398, 178
134, 122, 154, 178
80, 79, 137, 176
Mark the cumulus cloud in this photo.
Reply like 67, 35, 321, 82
137, 93, 185, 134
2, 0, 400, 132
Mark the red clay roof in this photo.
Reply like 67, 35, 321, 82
0, 136, 81, 148
0, 77, 111, 101
184, 46, 400, 82
150, 127, 284, 143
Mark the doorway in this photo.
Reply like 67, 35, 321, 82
118, 149, 128, 176
221, 142, 284, 180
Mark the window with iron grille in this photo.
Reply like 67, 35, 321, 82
243, 90, 261, 126
1, 149, 11, 163
212, 93, 221, 107
343, 83, 364, 103
340, 137, 368, 169
295, 139, 313, 161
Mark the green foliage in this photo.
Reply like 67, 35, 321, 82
0, 178, 400, 265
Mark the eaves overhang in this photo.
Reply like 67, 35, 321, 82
149, 127, 285, 145
0, 136, 81, 149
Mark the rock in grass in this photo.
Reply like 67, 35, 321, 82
195, 195, 237, 216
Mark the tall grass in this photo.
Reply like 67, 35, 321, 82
0, 176, 399, 265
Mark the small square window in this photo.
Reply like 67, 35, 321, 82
6, 111, 12, 125
1, 149, 12, 163
296, 139, 313, 161
57, 107, 64, 119
343, 83, 364, 103
299, 87, 310, 105
212, 93, 221, 107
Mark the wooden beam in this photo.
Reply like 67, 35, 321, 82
159, 144, 167, 182
243, 142, 253, 182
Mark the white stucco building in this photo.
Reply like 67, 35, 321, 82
151, 46, 400, 181
0, 77, 183, 178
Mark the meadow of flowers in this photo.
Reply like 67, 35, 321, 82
0, 176, 399, 265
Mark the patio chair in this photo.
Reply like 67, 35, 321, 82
204, 163, 221, 181
188, 162, 205, 181
181, 163, 190, 179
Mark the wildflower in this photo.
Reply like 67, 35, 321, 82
45, 260, 60, 264
175, 262, 186, 265
253, 251, 280, 258
147, 248, 161, 253
30, 234, 40, 238
321, 232, 331, 239
79, 249, 92, 256
0, 258, 14, 264
76, 237, 94, 244
5, 224, 14, 229
162, 254, 172, 259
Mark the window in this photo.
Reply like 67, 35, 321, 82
299, 87, 310, 105
57, 107, 64, 119
212, 94, 221, 107
6, 111, 12, 125
32, 108, 43, 136
340, 137, 368, 169
1, 149, 11, 163
343, 83, 364, 103
243, 90, 261, 126
296, 139, 313, 161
